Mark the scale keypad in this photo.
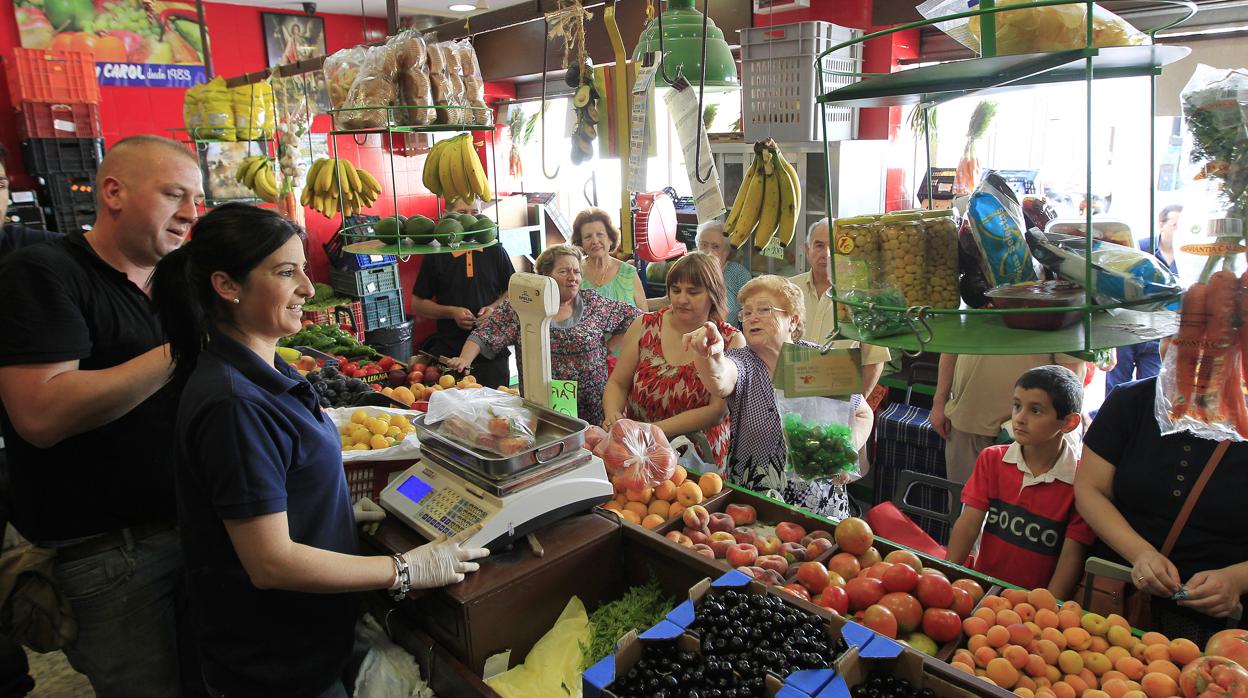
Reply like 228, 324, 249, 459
417, 489, 487, 536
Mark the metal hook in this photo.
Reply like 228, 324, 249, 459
653, 2, 680, 86
540, 16, 561, 180
903, 306, 934, 358
690, 0, 714, 184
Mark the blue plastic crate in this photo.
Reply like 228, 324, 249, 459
361, 290, 404, 331
330, 264, 400, 298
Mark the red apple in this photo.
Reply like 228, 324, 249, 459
862, 604, 898, 639
684, 528, 710, 546
882, 562, 920, 593
797, 561, 832, 595
863, 562, 894, 580
949, 587, 975, 618
707, 512, 736, 533
845, 576, 886, 612
756, 554, 789, 577
776, 521, 807, 544
921, 607, 962, 643
828, 552, 861, 580
817, 585, 849, 614
834, 517, 874, 555
879, 592, 923, 634
708, 531, 736, 558
731, 527, 756, 546
857, 546, 883, 568
682, 505, 710, 531
692, 543, 716, 559
755, 535, 782, 556
725, 503, 758, 526
805, 537, 834, 560
916, 573, 955, 609
952, 578, 986, 603
726, 543, 758, 568
781, 542, 808, 564
779, 583, 812, 602
1206, 629, 1248, 669
884, 549, 924, 572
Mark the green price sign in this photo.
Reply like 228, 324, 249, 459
550, 380, 578, 418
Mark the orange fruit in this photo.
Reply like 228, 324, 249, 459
1051, 681, 1076, 698
1103, 679, 1131, 698
1142, 644, 1170, 663
624, 501, 649, 518
1028, 588, 1059, 612
998, 609, 1024, 627
641, 514, 665, 529
1025, 654, 1049, 678
670, 465, 688, 486
975, 646, 999, 668
1015, 603, 1038, 623
697, 471, 723, 497
1058, 610, 1083, 630
1105, 647, 1130, 665
1064, 627, 1092, 651
1058, 650, 1084, 675
1003, 645, 1029, 670
647, 500, 671, 518
1043, 627, 1069, 650
965, 616, 991, 637
1140, 632, 1169, 646
654, 480, 678, 502
968, 634, 991, 653
1009, 623, 1037, 646
1036, 639, 1061, 665
1064, 673, 1089, 696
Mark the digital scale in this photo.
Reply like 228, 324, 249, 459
380, 273, 614, 550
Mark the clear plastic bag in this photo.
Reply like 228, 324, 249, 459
589, 419, 676, 490
352, 614, 435, 698
323, 46, 367, 111
425, 387, 538, 456
776, 394, 858, 484
339, 44, 398, 131
1025, 228, 1181, 310
391, 31, 436, 126
1156, 325, 1247, 443
917, 0, 1146, 57
845, 287, 912, 340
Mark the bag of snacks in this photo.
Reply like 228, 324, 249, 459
391, 31, 435, 125
183, 83, 206, 139
451, 39, 491, 126
589, 419, 676, 490
425, 387, 538, 456
323, 46, 368, 110
1025, 228, 1181, 310
917, 0, 1146, 57
199, 77, 236, 141
230, 82, 274, 141
776, 394, 857, 484
843, 287, 912, 340
339, 44, 398, 131
967, 171, 1039, 288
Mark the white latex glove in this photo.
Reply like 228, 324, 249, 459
353, 497, 386, 536
399, 523, 490, 589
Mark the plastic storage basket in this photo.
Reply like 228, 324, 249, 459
361, 290, 405, 331
343, 460, 411, 505
17, 102, 103, 139
330, 264, 401, 298
741, 21, 863, 143
7, 49, 101, 104
40, 172, 95, 210
21, 138, 105, 174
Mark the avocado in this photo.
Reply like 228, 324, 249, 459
456, 213, 478, 228
469, 216, 494, 232
404, 215, 435, 236
473, 227, 497, 244
373, 216, 404, 241
433, 219, 464, 235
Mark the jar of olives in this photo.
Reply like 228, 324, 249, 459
831, 215, 882, 321
918, 209, 960, 308
877, 212, 925, 307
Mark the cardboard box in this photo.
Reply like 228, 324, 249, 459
818, 643, 1016, 698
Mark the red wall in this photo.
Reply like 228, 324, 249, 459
0, 1, 514, 341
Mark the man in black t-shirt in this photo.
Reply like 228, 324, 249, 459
411, 198, 515, 388
0, 136, 203, 696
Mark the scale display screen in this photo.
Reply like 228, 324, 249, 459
396, 475, 434, 504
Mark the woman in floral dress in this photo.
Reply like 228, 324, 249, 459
447, 245, 639, 425
602, 252, 745, 471
683, 275, 875, 521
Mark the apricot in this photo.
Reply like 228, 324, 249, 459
1057, 610, 1082, 630
1042, 627, 1069, 650
1035, 609, 1061, 629
1036, 639, 1061, 665
670, 465, 688, 486
618, 509, 641, 524
1064, 627, 1092, 651
668, 502, 685, 520
1140, 632, 1168, 646
1145, 660, 1179, 683
675, 481, 704, 506
1028, 588, 1059, 612
975, 646, 999, 668
1168, 638, 1200, 666
1016, 688, 1036, 698
1051, 680, 1076, 698
602, 500, 623, 512
1140, 672, 1178, 698
1130, 642, 1150, 662
975, 607, 999, 624
1025, 653, 1049, 678
998, 609, 1024, 627
987, 625, 1012, 648
964, 616, 990, 637
654, 480, 677, 502
1105, 647, 1131, 665
1123, 692, 1148, 698
953, 650, 977, 667
1002, 589, 1030, 606
1017, 676, 1038, 691
968, 634, 990, 653
1103, 678, 1131, 698
1106, 614, 1131, 631
1058, 650, 1085, 675
1142, 644, 1170, 663
1045, 665, 1062, 684
1102, 671, 1128, 685
1009, 623, 1037, 646
982, 595, 1009, 612
1108, 625, 1137, 650
624, 501, 649, 518
1090, 636, 1110, 654
987, 658, 1021, 688
1085, 691, 1112, 698
642, 514, 665, 529
1115, 657, 1145, 681
1060, 600, 1083, 615
1086, 652, 1113, 676
697, 471, 723, 497
1015, 603, 1038, 623
1080, 667, 1100, 689
1003, 645, 1029, 670
1064, 673, 1089, 696
1036, 678, 1054, 690
626, 486, 653, 503
952, 662, 976, 675
647, 499, 670, 518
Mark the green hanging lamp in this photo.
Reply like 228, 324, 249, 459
632, 0, 738, 89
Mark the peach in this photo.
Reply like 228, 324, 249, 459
725, 543, 758, 567
654, 480, 677, 501
755, 535, 782, 556
681, 504, 710, 531
1140, 632, 1168, 647
683, 528, 710, 545
730, 527, 755, 546
707, 512, 735, 533
1059, 600, 1083, 615
974, 607, 998, 625
982, 595, 1010, 612
1018, 677, 1038, 691
618, 509, 641, 524
1123, 691, 1147, 698
1045, 665, 1063, 684
1106, 614, 1131, 631
675, 481, 704, 507
697, 471, 723, 497
1016, 688, 1036, 698
1139, 672, 1178, 698
625, 486, 653, 503
642, 513, 665, 529
775, 521, 806, 544
1102, 671, 1128, 685
805, 537, 834, 559
756, 554, 789, 576
691, 543, 715, 559
1051, 682, 1076, 698
624, 501, 649, 518
1131, 643, 1150, 662
954, 649, 977, 667
725, 503, 756, 526
664, 531, 693, 547
647, 499, 671, 518
1085, 691, 1111, 698
708, 532, 735, 558
1064, 673, 1089, 696
1115, 657, 1145, 681
670, 465, 688, 486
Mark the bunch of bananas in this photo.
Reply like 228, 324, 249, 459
724, 139, 802, 251
301, 157, 382, 219
235, 155, 278, 203
423, 134, 492, 205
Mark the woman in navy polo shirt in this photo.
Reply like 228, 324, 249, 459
151, 204, 488, 697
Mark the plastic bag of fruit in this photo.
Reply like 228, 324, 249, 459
424, 387, 538, 456
776, 394, 858, 484
917, 0, 1145, 57
329, 406, 423, 462
589, 419, 676, 490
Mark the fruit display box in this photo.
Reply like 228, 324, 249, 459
21, 138, 105, 175
823, 642, 1017, 698
16, 102, 102, 140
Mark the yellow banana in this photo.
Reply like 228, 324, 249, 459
300, 183, 311, 207
423, 141, 445, 196
343, 160, 362, 196
773, 152, 799, 248
235, 156, 259, 183
460, 135, 491, 201
313, 192, 325, 214
315, 157, 336, 193
323, 194, 338, 219
441, 137, 470, 202
243, 157, 267, 188
730, 162, 766, 248
306, 159, 327, 193
753, 154, 781, 250
254, 168, 277, 203
724, 156, 760, 234
357, 168, 381, 197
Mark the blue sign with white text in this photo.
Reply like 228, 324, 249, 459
95, 62, 207, 88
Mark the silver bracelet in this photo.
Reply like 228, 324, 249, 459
390, 554, 411, 600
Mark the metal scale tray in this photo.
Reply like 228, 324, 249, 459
412, 399, 589, 477
420, 446, 594, 498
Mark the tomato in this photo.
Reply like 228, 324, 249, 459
342, 362, 359, 375
378, 356, 395, 370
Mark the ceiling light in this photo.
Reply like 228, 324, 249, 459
448, 3, 475, 11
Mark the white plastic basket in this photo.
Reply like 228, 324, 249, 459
741, 21, 863, 143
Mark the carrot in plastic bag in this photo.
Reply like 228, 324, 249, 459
1193, 271, 1239, 421
1172, 282, 1209, 418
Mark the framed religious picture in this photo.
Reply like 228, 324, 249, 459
261, 13, 327, 68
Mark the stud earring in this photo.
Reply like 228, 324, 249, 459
232, 298, 241, 304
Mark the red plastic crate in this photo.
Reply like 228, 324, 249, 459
7, 49, 100, 104
17, 102, 103, 139
343, 459, 411, 504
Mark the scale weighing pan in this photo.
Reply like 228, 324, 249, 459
412, 401, 588, 478
420, 446, 592, 498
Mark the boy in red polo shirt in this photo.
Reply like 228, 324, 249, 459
945, 365, 1094, 598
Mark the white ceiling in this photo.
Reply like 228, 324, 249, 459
212, 0, 530, 21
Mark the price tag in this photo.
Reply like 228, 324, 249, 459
550, 380, 579, 418
773, 344, 862, 398
1180, 242, 1247, 256
761, 240, 786, 259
